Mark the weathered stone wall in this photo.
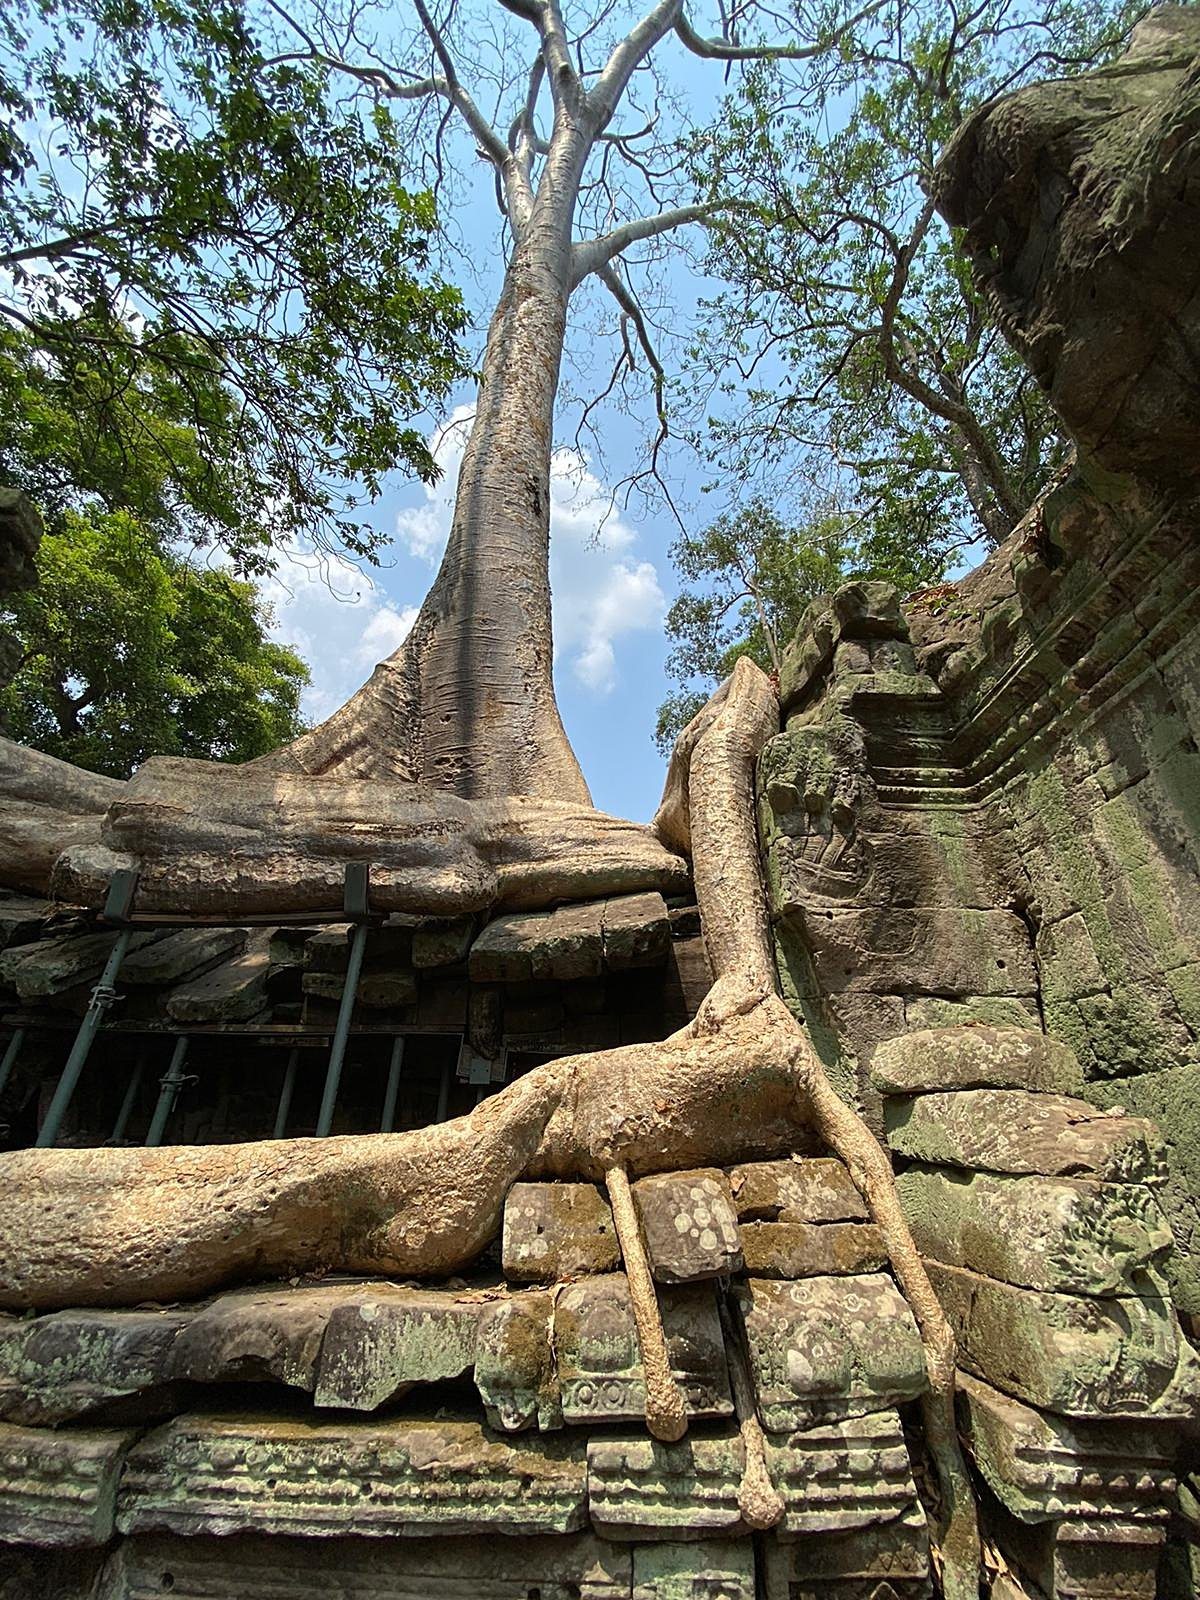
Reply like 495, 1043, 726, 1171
760, 2, 1200, 1326
760, 477, 1200, 1317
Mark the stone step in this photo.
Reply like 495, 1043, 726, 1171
870, 1024, 1085, 1095
884, 1088, 1167, 1182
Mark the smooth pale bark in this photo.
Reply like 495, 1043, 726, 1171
255, 136, 593, 801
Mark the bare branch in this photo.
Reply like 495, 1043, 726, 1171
674, 0, 882, 62
588, 0, 683, 134
411, 0, 511, 169
571, 199, 754, 287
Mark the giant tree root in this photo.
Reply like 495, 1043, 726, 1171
0, 659, 980, 1598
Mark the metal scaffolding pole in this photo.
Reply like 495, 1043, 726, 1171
37, 935, 132, 1148
145, 1036, 192, 1147
379, 1036, 404, 1132
272, 1048, 299, 1139
315, 863, 370, 1139
36, 869, 139, 1149
110, 1051, 146, 1143
0, 1027, 24, 1099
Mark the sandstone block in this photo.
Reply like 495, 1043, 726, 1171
170, 1285, 352, 1394
884, 1089, 1167, 1182
312, 1287, 482, 1410
727, 1157, 867, 1223
100, 1530, 633, 1600
469, 910, 558, 983
301, 969, 418, 1007
633, 1168, 742, 1283
772, 1506, 932, 1599
0, 1420, 138, 1546
0, 1307, 192, 1425
831, 580, 905, 639
997, 1515, 1164, 1600
802, 910, 1036, 997
474, 1290, 562, 1432
502, 1181, 620, 1282
541, 901, 607, 980
956, 1372, 1178, 1523
601, 893, 670, 969
587, 1430, 745, 1538
739, 1220, 887, 1278
0, 929, 162, 1001
870, 1025, 1084, 1095
553, 1274, 733, 1425
119, 929, 248, 987
927, 1261, 1200, 1418
735, 1274, 926, 1429
467, 903, 612, 984
0, 895, 49, 951
1087, 1063, 1200, 1316
630, 1539, 755, 1599
411, 916, 474, 968
116, 1415, 588, 1538
768, 1410, 921, 1535
165, 947, 271, 1023
895, 1167, 1173, 1295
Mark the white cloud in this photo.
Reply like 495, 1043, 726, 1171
395, 405, 665, 697
257, 550, 418, 724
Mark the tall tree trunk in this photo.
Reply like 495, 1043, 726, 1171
256, 182, 591, 803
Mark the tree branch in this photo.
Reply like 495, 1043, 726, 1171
571, 199, 753, 287
588, 0, 683, 135
674, 0, 882, 62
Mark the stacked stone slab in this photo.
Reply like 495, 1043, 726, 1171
874, 1024, 1196, 1598
0, 1152, 937, 1598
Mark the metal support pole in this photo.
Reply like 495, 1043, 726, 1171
110, 1053, 146, 1143
36, 927, 134, 1148
0, 1027, 24, 1099
145, 1036, 192, 1147
315, 864, 370, 1139
315, 922, 367, 1137
380, 1036, 404, 1132
272, 1048, 299, 1139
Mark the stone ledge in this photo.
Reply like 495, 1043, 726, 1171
116, 1414, 589, 1539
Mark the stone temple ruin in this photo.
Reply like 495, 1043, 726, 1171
0, 11, 1198, 1600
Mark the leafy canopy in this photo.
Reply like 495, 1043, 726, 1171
655, 497, 946, 751
2, 508, 309, 777
683, 0, 1144, 569
0, 0, 470, 572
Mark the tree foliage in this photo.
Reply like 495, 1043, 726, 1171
2, 508, 309, 776
655, 495, 947, 750
685, 0, 1144, 568
0, 0, 469, 571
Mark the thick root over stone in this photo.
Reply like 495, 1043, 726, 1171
0, 657, 980, 1598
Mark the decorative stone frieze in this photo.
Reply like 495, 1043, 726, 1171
735, 1274, 926, 1429
553, 1275, 733, 1425
116, 1414, 589, 1538
0, 1420, 138, 1547
895, 1168, 1173, 1295
956, 1372, 1178, 1524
